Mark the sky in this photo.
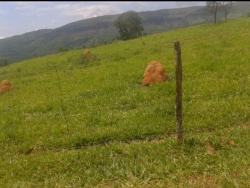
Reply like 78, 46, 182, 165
0, 1, 206, 39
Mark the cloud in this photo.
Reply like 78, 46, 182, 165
0, 2, 206, 38
0, 28, 8, 39
60, 4, 122, 19
3, 2, 206, 19
0, 26, 9, 31
0, 8, 6, 15
5, 2, 122, 19
11, 2, 51, 9
175, 1, 206, 8
10, 2, 37, 10
12, 2, 56, 16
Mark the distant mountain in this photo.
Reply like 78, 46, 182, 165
1, 2, 250, 65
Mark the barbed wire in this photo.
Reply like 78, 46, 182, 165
141, 30, 250, 49
2, 24, 249, 149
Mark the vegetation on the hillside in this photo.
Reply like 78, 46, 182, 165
0, 17, 249, 187
0, 58, 10, 67
1, 1, 250, 64
58, 47, 69, 53
114, 11, 144, 40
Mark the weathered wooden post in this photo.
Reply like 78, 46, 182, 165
174, 41, 183, 144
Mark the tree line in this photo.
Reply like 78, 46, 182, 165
114, 2, 234, 41
207, 1, 233, 24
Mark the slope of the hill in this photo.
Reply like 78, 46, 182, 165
1, 2, 250, 64
0, 17, 249, 187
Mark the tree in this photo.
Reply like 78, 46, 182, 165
114, 11, 144, 40
207, 1, 223, 24
0, 58, 10, 67
221, 1, 233, 22
58, 47, 68, 53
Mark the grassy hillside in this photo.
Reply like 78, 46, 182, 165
0, 17, 250, 187
2, 2, 250, 64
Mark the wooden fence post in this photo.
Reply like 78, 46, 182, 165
174, 41, 183, 144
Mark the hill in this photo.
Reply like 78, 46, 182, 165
1, 2, 250, 64
0, 17, 249, 187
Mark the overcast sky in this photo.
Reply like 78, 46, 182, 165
0, 1, 206, 39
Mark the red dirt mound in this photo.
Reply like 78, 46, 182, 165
0, 80, 12, 94
142, 61, 168, 86
83, 49, 92, 60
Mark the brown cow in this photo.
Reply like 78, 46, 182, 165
142, 61, 168, 86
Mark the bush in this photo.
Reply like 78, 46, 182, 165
114, 11, 144, 40
0, 58, 10, 67
58, 48, 69, 53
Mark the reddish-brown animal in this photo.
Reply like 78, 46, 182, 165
142, 61, 168, 86
0, 80, 12, 94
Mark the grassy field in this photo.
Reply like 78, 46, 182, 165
0, 17, 250, 187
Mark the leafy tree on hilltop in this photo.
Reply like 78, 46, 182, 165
114, 11, 144, 40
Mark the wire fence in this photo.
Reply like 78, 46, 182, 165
1, 23, 249, 149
